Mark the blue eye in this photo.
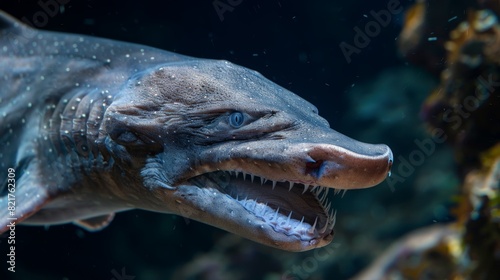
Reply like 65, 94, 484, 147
229, 112, 244, 128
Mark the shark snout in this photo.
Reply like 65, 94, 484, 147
286, 140, 392, 190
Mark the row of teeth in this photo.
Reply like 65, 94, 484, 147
226, 170, 348, 197
238, 197, 337, 238
225, 170, 339, 237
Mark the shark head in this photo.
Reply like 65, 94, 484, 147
102, 59, 393, 251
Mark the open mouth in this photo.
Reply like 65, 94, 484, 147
188, 171, 336, 241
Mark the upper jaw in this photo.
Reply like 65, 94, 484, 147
191, 138, 393, 190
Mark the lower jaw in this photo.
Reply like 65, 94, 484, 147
187, 171, 334, 240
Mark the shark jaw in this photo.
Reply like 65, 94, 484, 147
191, 171, 336, 239
143, 140, 392, 251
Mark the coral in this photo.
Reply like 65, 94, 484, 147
417, 4, 500, 278
353, 225, 467, 280
398, 0, 474, 76
462, 146, 500, 279
356, 2, 500, 279
421, 8, 500, 173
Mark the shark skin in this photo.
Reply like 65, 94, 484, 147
0, 11, 393, 252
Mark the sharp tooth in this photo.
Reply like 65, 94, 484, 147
319, 189, 325, 201
250, 174, 254, 182
325, 201, 332, 213
320, 189, 330, 204
289, 182, 294, 191
318, 219, 329, 234
316, 187, 323, 199
332, 210, 337, 227
262, 202, 267, 213
310, 185, 318, 193
260, 177, 266, 185
272, 181, 277, 190
327, 209, 337, 231
334, 188, 341, 195
235, 171, 240, 178
272, 207, 280, 221
242, 172, 247, 180
302, 184, 308, 194
315, 186, 324, 196
286, 211, 292, 225
341, 189, 348, 198
296, 216, 305, 230
308, 217, 318, 235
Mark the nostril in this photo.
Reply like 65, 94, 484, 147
387, 148, 394, 163
305, 160, 325, 178
387, 148, 393, 168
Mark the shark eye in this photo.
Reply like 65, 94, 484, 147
229, 111, 245, 128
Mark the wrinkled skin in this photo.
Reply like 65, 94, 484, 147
0, 11, 392, 251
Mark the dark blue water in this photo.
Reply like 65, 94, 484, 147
0, 1, 460, 279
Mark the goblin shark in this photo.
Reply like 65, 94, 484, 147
0, 11, 392, 251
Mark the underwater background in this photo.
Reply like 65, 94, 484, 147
1, 0, 498, 279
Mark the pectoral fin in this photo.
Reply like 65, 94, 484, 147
0, 159, 51, 233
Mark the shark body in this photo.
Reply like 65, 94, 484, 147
0, 11, 392, 251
